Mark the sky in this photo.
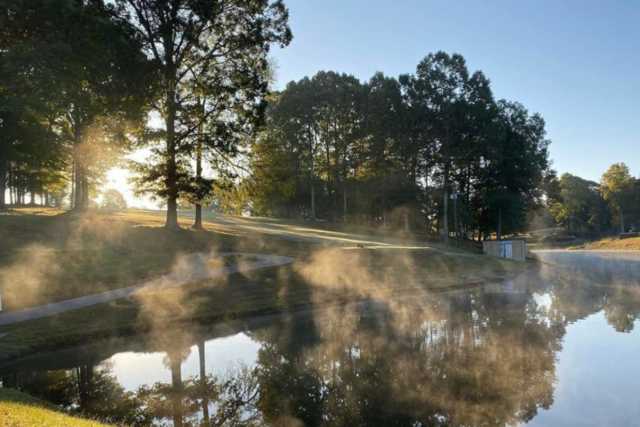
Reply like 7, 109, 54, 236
107, 0, 639, 208
269, 0, 640, 182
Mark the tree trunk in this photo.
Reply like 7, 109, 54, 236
70, 160, 75, 209
194, 204, 202, 229
620, 210, 625, 234
77, 364, 94, 411
198, 341, 210, 423
497, 208, 503, 240
82, 173, 89, 208
382, 190, 387, 227
72, 132, 89, 211
8, 166, 14, 206
442, 162, 450, 244
443, 188, 448, 243
453, 196, 458, 241
193, 102, 204, 230
170, 356, 184, 427
0, 158, 6, 210
343, 183, 347, 223
310, 183, 316, 220
310, 154, 316, 220
73, 157, 84, 210
165, 84, 179, 229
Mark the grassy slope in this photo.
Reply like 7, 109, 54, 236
0, 388, 110, 427
575, 236, 640, 251
0, 208, 247, 310
0, 208, 522, 362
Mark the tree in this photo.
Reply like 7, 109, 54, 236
548, 173, 610, 235
478, 101, 550, 239
115, 0, 291, 228
248, 52, 550, 238
255, 78, 323, 218
253, 72, 366, 220
601, 163, 635, 233
101, 189, 127, 211
400, 52, 500, 239
1, 0, 154, 211
400, 52, 469, 239
360, 72, 414, 227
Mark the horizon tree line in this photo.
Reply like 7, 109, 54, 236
245, 53, 551, 240
543, 162, 640, 236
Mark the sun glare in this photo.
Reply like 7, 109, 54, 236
102, 149, 159, 210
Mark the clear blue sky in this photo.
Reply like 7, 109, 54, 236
271, 0, 640, 182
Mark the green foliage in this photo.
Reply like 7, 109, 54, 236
601, 163, 637, 232
100, 189, 127, 211
0, 0, 155, 210
547, 173, 610, 235
249, 52, 551, 238
115, 0, 292, 227
544, 163, 640, 236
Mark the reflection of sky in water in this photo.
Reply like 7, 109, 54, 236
533, 292, 552, 311
5, 251, 640, 426
526, 312, 640, 426
104, 333, 261, 391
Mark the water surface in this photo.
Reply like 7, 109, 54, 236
2, 251, 640, 426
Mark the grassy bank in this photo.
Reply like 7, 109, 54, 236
0, 388, 110, 426
573, 236, 640, 251
0, 208, 523, 362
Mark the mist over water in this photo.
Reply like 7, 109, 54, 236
2, 251, 640, 426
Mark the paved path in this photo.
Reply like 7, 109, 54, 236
0, 252, 293, 327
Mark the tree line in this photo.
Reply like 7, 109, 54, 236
10, 1, 627, 241
245, 53, 551, 240
542, 163, 640, 236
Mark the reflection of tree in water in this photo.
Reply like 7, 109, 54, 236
603, 286, 640, 332
4, 362, 152, 425
1, 289, 564, 426
135, 329, 264, 426
5, 255, 640, 426
539, 255, 640, 332
252, 286, 565, 427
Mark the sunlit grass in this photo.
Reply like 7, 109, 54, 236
0, 388, 111, 426
575, 236, 640, 251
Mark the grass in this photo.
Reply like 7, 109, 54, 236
0, 208, 309, 310
0, 208, 524, 362
0, 388, 111, 427
572, 236, 640, 251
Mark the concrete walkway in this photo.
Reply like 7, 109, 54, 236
0, 252, 293, 327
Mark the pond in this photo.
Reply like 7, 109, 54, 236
2, 251, 640, 426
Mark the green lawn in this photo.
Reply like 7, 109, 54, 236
0, 388, 111, 427
0, 208, 524, 362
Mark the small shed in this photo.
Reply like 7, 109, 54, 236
482, 240, 527, 262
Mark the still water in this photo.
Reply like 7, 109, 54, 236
2, 251, 640, 426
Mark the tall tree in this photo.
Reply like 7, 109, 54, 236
548, 173, 610, 235
253, 72, 366, 220
478, 101, 549, 239
116, 0, 291, 228
601, 163, 635, 233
